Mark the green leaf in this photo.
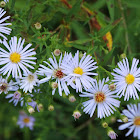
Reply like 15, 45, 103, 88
101, 47, 115, 65
123, 0, 140, 8
106, 0, 114, 22
98, 18, 122, 37
69, 43, 90, 51
67, 0, 82, 20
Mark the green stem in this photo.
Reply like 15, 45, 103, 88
117, 0, 132, 54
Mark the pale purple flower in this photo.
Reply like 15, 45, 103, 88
17, 113, 35, 130
5, 91, 24, 106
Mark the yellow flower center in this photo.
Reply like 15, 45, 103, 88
23, 118, 30, 123
10, 52, 21, 63
73, 67, 84, 75
134, 117, 140, 126
125, 74, 135, 84
95, 92, 106, 103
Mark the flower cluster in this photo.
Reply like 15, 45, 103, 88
1, 2, 140, 139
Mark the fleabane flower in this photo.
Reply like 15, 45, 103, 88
0, 8, 11, 43
17, 112, 35, 130
0, 36, 36, 78
37, 53, 70, 96
118, 104, 140, 139
0, 76, 18, 94
80, 78, 120, 118
19, 72, 39, 93
111, 58, 140, 101
60, 51, 98, 92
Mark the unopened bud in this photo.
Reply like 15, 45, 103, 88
0, 1, 6, 7
79, 52, 84, 58
120, 53, 126, 59
102, 122, 108, 128
28, 106, 35, 114
121, 116, 128, 123
26, 97, 32, 102
110, 116, 116, 123
38, 104, 43, 112
72, 111, 81, 120
108, 130, 117, 139
48, 105, 54, 111
34, 22, 41, 30
69, 95, 76, 103
109, 83, 116, 91
51, 82, 58, 89
54, 49, 61, 56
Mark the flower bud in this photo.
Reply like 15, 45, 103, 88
26, 97, 32, 102
38, 104, 43, 112
51, 82, 58, 89
120, 53, 126, 59
34, 22, 41, 30
79, 52, 84, 59
121, 116, 128, 123
109, 83, 116, 91
54, 49, 61, 56
108, 130, 117, 139
102, 122, 108, 128
48, 105, 54, 111
0, 1, 6, 7
110, 116, 116, 123
72, 111, 81, 120
28, 106, 35, 114
69, 95, 76, 103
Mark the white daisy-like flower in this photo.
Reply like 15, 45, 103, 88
79, 78, 120, 118
19, 72, 39, 93
0, 36, 36, 78
37, 53, 70, 96
0, 8, 11, 43
111, 58, 140, 101
118, 104, 140, 139
60, 51, 98, 92
0, 76, 18, 94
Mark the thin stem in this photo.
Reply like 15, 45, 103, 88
117, 0, 132, 54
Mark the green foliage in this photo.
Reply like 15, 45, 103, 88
0, 0, 140, 140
